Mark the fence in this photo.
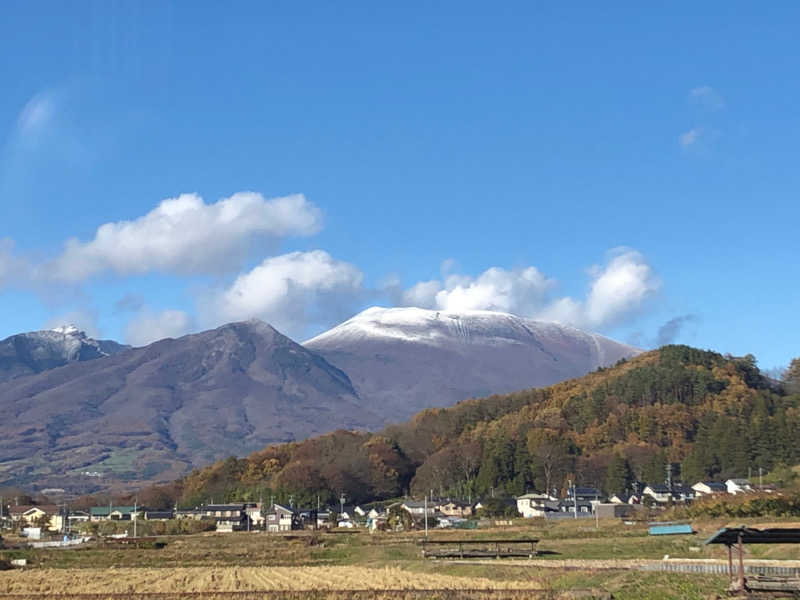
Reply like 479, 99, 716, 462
640, 561, 800, 578
29, 536, 91, 549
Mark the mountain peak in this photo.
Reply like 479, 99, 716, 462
50, 324, 84, 337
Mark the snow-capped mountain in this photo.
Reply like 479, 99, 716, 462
305, 306, 640, 421
0, 325, 130, 383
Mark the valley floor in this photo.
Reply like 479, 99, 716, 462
5, 517, 800, 599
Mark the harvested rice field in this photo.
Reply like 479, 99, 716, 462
0, 566, 539, 597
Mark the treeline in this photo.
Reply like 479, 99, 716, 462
129, 346, 800, 509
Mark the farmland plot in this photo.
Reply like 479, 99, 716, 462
1, 565, 536, 595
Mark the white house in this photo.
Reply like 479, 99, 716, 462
692, 481, 727, 496
515, 492, 559, 518
609, 493, 641, 505
726, 479, 753, 495
643, 484, 672, 504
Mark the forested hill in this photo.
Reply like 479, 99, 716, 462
170, 346, 799, 508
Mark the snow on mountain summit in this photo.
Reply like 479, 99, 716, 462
305, 306, 640, 421
0, 326, 131, 383
50, 324, 83, 336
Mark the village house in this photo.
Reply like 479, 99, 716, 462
143, 510, 174, 520
175, 508, 202, 520
692, 481, 728, 496
198, 503, 250, 531
436, 500, 473, 518
8, 505, 61, 531
642, 484, 672, 504
265, 504, 298, 532
89, 506, 143, 522
642, 484, 694, 505
246, 504, 264, 529
515, 493, 558, 518
67, 510, 90, 526
400, 500, 436, 518
726, 479, 753, 495
608, 492, 641, 505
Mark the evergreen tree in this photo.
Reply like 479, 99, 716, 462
604, 454, 633, 494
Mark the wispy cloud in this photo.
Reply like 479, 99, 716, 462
689, 85, 725, 111
125, 308, 193, 347
679, 127, 702, 148
16, 92, 56, 138
656, 314, 698, 346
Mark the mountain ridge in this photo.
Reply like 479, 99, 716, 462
305, 306, 640, 421
173, 345, 800, 508
0, 325, 131, 383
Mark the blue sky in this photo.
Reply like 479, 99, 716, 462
0, 1, 797, 370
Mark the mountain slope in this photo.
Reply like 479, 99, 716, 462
305, 307, 639, 421
0, 325, 130, 383
0, 320, 380, 491
176, 346, 800, 507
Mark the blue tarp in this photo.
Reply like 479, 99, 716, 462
649, 524, 694, 535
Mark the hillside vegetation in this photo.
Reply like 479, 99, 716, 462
162, 346, 799, 508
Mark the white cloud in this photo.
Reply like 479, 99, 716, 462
539, 249, 661, 328
582, 249, 661, 327
125, 308, 192, 347
399, 249, 660, 331
689, 85, 725, 111
433, 267, 555, 314
402, 280, 443, 308
679, 128, 701, 148
46, 192, 322, 282
213, 250, 364, 336
17, 92, 56, 136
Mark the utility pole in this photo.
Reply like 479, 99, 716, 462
133, 498, 137, 539
339, 493, 345, 521
759, 467, 763, 488
424, 494, 428, 538
569, 479, 576, 518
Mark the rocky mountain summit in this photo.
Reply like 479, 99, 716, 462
0, 325, 130, 383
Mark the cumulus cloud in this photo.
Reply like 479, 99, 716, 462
125, 308, 193, 347
45, 192, 322, 282
431, 267, 555, 314
399, 249, 660, 331
689, 85, 725, 111
212, 250, 364, 336
582, 250, 661, 327
538, 249, 661, 328
656, 314, 698, 346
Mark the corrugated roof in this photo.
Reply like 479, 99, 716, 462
704, 527, 800, 545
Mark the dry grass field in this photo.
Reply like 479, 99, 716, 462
0, 565, 538, 594
9, 517, 796, 598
